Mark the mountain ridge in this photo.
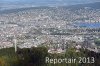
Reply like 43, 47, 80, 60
0, 2, 100, 14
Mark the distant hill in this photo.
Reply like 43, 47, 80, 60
0, 2, 100, 14
66, 2, 100, 9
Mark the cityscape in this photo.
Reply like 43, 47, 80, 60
0, 0, 100, 66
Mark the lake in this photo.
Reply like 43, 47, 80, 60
75, 22, 100, 28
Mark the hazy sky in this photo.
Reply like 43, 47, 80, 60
1, 0, 100, 2
0, 0, 100, 6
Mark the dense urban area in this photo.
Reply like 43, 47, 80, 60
0, 2, 100, 66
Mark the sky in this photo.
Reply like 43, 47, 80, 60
0, 0, 100, 6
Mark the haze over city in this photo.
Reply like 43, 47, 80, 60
0, 0, 100, 6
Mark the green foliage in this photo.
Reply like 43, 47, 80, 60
0, 47, 48, 66
94, 39, 100, 46
17, 47, 48, 66
0, 47, 19, 66
0, 47, 100, 66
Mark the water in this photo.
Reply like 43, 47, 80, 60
75, 22, 100, 28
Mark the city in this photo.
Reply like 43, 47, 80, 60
0, 0, 100, 66
0, 5, 100, 53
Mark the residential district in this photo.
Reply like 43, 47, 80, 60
0, 7, 100, 53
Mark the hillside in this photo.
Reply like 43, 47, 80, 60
0, 2, 100, 14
